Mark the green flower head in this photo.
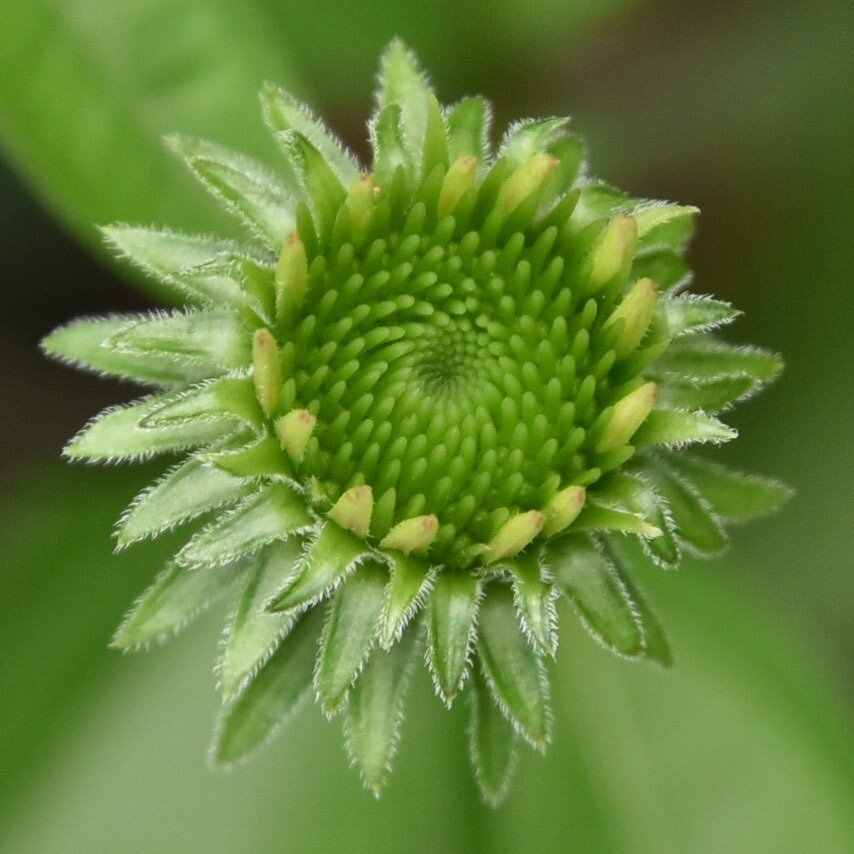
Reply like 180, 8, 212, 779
43, 42, 790, 804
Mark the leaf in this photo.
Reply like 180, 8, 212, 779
261, 82, 359, 186
631, 248, 692, 291
505, 552, 558, 656
111, 559, 248, 650
498, 117, 570, 167
663, 454, 793, 521
376, 40, 433, 170
0, 0, 302, 257
107, 310, 252, 372
426, 571, 481, 705
168, 134, 297, 245
116, 455, 253, 548
41, 315, 212, 387
547, 533, 644, 658
268, 521, 370, 612
218, 538, 304, 698
477, 584, 550, 750
634, 408, 737, 448
345, 626, 418, 796
659, 294, 740, 337
143, 377, 262, 429
64, 395, 235, 462
177, 482, 312, 568
212, 607, 322, 765
646, 463, 727, 555
604, 536, 673, 667
378, 551, 435, 649
446, 96, 491, 165
315, 560, 387, 715
468, 668, 519, 808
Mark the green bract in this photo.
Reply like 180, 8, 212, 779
43, 41, 791, 804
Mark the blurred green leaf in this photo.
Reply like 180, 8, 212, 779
0, 0, 303, 249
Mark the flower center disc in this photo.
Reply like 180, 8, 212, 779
284, 218, 616, 567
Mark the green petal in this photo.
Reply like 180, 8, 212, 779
547, 533, 644, 658
177, 482, 311, 568
316, 560, 388, 715
212, 607, 323, 765
643, 462, 728, 555
631, 248, 691, 292
202, 433, 295, 479
101, 225, 236, 283
499, 117, 569, 167
369, 104, 414, 189
575, 503, 663, 537
427, 571, 481, 705
143, 376, 262, 429
378, 550, 435, 649
64, 395, 235, 462
168, 134, 297, 244
376, 40, 432, 170
656, 374, 757, 412
268, 520, 370, 612
477, 584, 550, 750
107, 310, 252, 372
633, 408, 737, 448
663, 454, 793, 521
504, 552, 558, 656
594, 471, 680, 567
171, 254, 275, 318
111, 559, 248, 650
41, 316, 213, 387
345, 626, 419, 796
468, 669, 519, 808
116, 455, 252, 548
604, 536, 673, 667
655, 336, 783, 384
218, 539, 303, 698
261, 82, 359, 186
634, 203, 699, 240
280, 131, 347, 239
446, 96, 491, 166
659, 294, 740, 337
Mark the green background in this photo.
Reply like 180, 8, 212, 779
1, 0, 851, 851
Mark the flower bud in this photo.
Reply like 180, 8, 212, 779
275, 408, 316, 465
380, 514, 439, 553
252, 328, 282, 416
605, 277, 659, 357
345, 173, 376, 246
496, 153, 559, 213
328, 484, 374, 538
438, 156, 477, 218
275, 232, 308, 320
585, 214, 637, 293
542, 486, 586, 536
595, 382, 658, 453
484, 510, 545, 565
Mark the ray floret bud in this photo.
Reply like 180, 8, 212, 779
275, 408, 316, 465
42, 40, 790, 805
542, 486, 586, 537
380, 514, 440, 554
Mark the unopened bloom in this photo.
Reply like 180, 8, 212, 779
43, 42, 790, 804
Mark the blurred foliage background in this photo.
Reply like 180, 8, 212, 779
0, 0, 852, 851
